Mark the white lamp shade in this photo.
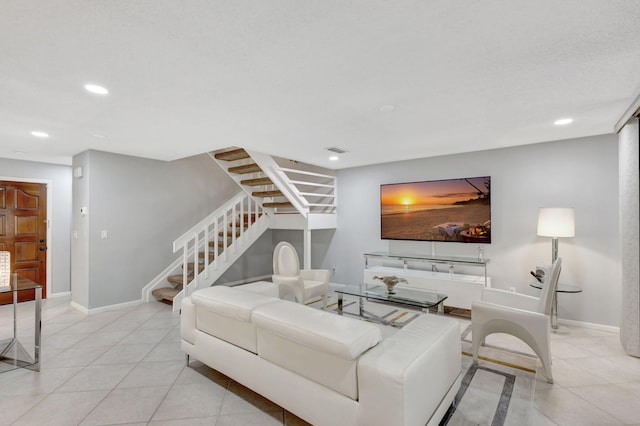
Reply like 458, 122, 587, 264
537, 208, 575, 237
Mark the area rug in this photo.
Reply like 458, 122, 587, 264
308, 293, 537, 426
440, 356, 535, 426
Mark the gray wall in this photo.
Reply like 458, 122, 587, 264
271, 229, 334, 270
322, 135, 621, 327
71, 151, 90, 307
216, 230, 274, 284
0, 157, 72, 295
71, 150, 245, 309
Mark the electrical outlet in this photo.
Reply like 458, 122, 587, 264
509, 287, 516, 293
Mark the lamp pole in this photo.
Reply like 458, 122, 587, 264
551, 237, 559, 263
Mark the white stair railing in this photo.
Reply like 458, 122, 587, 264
246, 150, 337, 217
171, 191, 267, 309
276, 167, 337, 214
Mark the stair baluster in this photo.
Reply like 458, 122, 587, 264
149, 191, 268, 310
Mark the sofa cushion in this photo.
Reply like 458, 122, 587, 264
192, 285, 279, 322
253, 300, 382, 400
192, 286, 279, 353
252, 300, 382, 360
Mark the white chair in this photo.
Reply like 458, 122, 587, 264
272, 241, 330, 309
471, 258, 562, 383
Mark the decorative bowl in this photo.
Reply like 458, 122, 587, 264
372, 275, 408, 294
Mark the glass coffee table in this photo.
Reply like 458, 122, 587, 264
334, 284, 447, 327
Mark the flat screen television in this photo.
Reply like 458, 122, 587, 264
380, 176, 491, 243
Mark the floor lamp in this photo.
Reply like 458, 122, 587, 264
537, 208, 575, 330
537, 208, 575, 263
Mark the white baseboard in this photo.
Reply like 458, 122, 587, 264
70, 298, 144, 315
49, 291, 71, 298
70, 301, 88, 314
558, 318, 620, 334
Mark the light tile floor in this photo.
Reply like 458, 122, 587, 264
1, 295, 639, 425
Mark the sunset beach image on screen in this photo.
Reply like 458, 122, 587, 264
380, 176, 491, 243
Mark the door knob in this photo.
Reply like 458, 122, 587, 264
39, 239, 45, 243
39, 246, 46, 251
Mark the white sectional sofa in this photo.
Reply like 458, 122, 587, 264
180, 285, 462, 426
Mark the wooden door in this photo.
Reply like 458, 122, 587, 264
0, 181, 47, 304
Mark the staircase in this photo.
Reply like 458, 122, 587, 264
146, 148, 337, 310
211, 148, 337, 220
149, 192, 268, 310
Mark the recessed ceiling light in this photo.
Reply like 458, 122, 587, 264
31, 131, 49, 138
554, 118, 573, 126
84, 83, 109, 95
379, 104, 395, 112
329, 156, 339, 161
13, 150, 25, 155
92, 133, 107, 139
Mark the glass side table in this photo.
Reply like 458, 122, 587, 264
0, 274, 42, 373
530, 281, 582, 331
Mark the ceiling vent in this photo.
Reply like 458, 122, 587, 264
325, 147, 348, 154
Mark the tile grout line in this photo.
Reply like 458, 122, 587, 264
9, 301, 135, 425
75, 309, 179, 425
8, 302, 171, 425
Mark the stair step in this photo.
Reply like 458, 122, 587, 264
209, 239, 234, 247
185, 262, 205, 272
252, 190, 283, 197
167, 274, 189, 285
263, 201, 294, 208
214, 148, 250, 161
228, 163, 262, 174
151, 286, 182, 304
199, 251, 216, 259
219, 231, 242, 238
242, 213, 263, 219
208, 239, 232, 246
241, 177, 273, 186
239, 213, 263, 225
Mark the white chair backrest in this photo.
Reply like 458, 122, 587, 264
536, 257, 562, 314
273, 241, 300, 277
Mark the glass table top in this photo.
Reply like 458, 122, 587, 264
0, 274, 42, 293
335, 284, 447, 309
364, 251, 490, 265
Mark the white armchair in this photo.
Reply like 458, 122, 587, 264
471, 258, 562, 383
272, 241, 330, 309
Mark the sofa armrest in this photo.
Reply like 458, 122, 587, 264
357, 315, 461, 426
300, 269, 330, 284
180, 297, 196, 345
272, 275, 302, 299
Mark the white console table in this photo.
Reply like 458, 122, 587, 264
363, 252, 491, 310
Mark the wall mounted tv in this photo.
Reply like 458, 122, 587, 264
380, 176, 491, 243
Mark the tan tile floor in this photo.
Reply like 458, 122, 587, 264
1, 295, 640, 425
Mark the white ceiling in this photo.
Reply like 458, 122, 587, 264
2, 1, 639, 169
